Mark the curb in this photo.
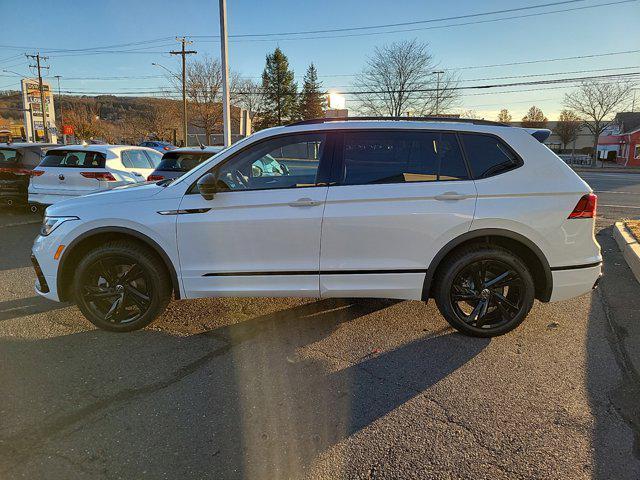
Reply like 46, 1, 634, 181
613, 222, 640, 284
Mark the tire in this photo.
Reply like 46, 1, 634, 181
73, 240, 172, 332
434, 245, 535, 337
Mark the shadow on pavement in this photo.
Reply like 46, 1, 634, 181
587, 227, 640, 480
0, 296, 69, 321
0, 298, 488, 479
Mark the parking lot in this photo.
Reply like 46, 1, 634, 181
1, 171, 639, 479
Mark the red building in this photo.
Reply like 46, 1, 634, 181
597, 113, 640, 166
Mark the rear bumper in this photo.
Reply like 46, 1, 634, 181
549, 264, 602, 302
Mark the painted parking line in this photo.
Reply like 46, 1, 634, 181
599, 204, 640, 209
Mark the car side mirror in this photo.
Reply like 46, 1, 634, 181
197, 172, 218, 200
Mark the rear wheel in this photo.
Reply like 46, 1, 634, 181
73, 241, 172, 332
434, 246, 535, 337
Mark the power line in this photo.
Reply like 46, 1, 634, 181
191, 0, 636, 43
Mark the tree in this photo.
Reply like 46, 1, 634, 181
298, 63, 325, 120
564, 80, 635, 162
554, 110, 582, 151
232, 78, 265, 122
353, 39, 459, 117
260, 47, 298, 128
521, 106, 548, 128
497, 109, 512, 123
184, 57, 223, 144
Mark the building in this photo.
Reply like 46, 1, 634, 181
509, 121, 595, 153
597, 112, 640, 166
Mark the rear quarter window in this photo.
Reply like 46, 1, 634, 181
460, 134, 521, 179
40, 150, 106, 168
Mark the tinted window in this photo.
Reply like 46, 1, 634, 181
157, 151, 214, 172
40, 150, 106, 168
460, 134, 519, 178
0, 148, 19, 164
211, 133, 325, 191
341, 131, 467, 185
122, 150, 152, 169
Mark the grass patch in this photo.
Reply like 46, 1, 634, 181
626, 220, 640, 242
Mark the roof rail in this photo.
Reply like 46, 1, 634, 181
287, 116, 510, 127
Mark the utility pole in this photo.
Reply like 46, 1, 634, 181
170, 38, 196, 146
219, 0, 231, 147
54, 75, 65, 144
26, 53, 50, 142
433, 70, 444, 116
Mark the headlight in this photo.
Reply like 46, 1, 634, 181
40, 216, 79, 236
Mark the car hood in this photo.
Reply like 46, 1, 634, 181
45, 182, 165, 216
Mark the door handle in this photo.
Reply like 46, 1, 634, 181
434, 191, 468, 201
288, 198, 321, 207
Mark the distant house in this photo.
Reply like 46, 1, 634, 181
597, 112, 640, 166
509, 121, 594, 152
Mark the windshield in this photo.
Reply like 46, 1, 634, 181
156, 151, 214, 172
0, 148, 19, 165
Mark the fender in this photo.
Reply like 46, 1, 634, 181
421, 228, 553, 301
58, 226, 181, 301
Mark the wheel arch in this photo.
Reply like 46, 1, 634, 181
422, 228, 553, 302
57, 226, 181, 302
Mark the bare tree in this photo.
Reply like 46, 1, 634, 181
353, 39, 459, 117
232, 78, 265, 121
497, 109, 512, 123
521, 106, 548, 129
554, 110, 582, 151
564, 80, 635, 162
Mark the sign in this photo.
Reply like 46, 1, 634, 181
62, 125, 74, 136
21, 78, 57, 143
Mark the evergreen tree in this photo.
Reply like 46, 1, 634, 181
260, 48, 297, 127
298, 63, 325, 120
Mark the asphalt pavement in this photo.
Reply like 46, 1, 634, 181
0, 171, 639, 479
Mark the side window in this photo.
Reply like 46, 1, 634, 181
340, 131, 467, 185
122, 150, 152, 169
143, 149, 162, 167
212, 133, 326, 191
460, 134, 520, 179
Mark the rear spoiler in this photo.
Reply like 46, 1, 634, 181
525, 128, 551, 143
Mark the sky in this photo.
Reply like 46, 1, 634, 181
1, 0, 639, 120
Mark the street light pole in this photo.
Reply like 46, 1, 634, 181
170, 38, 196, 147
219, 0, 231, 147
54, 75, 65, 144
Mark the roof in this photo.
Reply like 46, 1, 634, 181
0, 142, 58, 150
47, 144, 159, 153
171, 146, 225, 153
614, 112, 640, 134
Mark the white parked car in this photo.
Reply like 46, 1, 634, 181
29, 144, 163, 205
31, 118, 601, 337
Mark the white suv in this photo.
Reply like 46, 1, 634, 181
31, 119, 601, 337
29, 144, 163, 205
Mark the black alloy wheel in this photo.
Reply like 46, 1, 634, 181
74, 241, 172, 331
434, 246, 535, 337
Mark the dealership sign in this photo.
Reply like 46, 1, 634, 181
21, 78, 57, 142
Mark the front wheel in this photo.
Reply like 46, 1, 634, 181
434, 246, 535, 337
73, 241, 172, 332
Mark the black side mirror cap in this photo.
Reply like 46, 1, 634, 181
197, 172, 218, 200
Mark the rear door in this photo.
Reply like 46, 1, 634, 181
319, 129, 477, 300
30, 149, 110, 196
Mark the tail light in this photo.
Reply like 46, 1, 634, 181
163, 146, 170, 151
0, 167, 38, 176
31, 170, 45, 177
147, 174, 165, 181
80, 171, 117, 181
568, 193, 597, 219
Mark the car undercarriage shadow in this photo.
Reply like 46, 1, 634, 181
0, 298, 488, 479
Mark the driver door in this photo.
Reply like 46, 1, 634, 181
176, 132, 331, 298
